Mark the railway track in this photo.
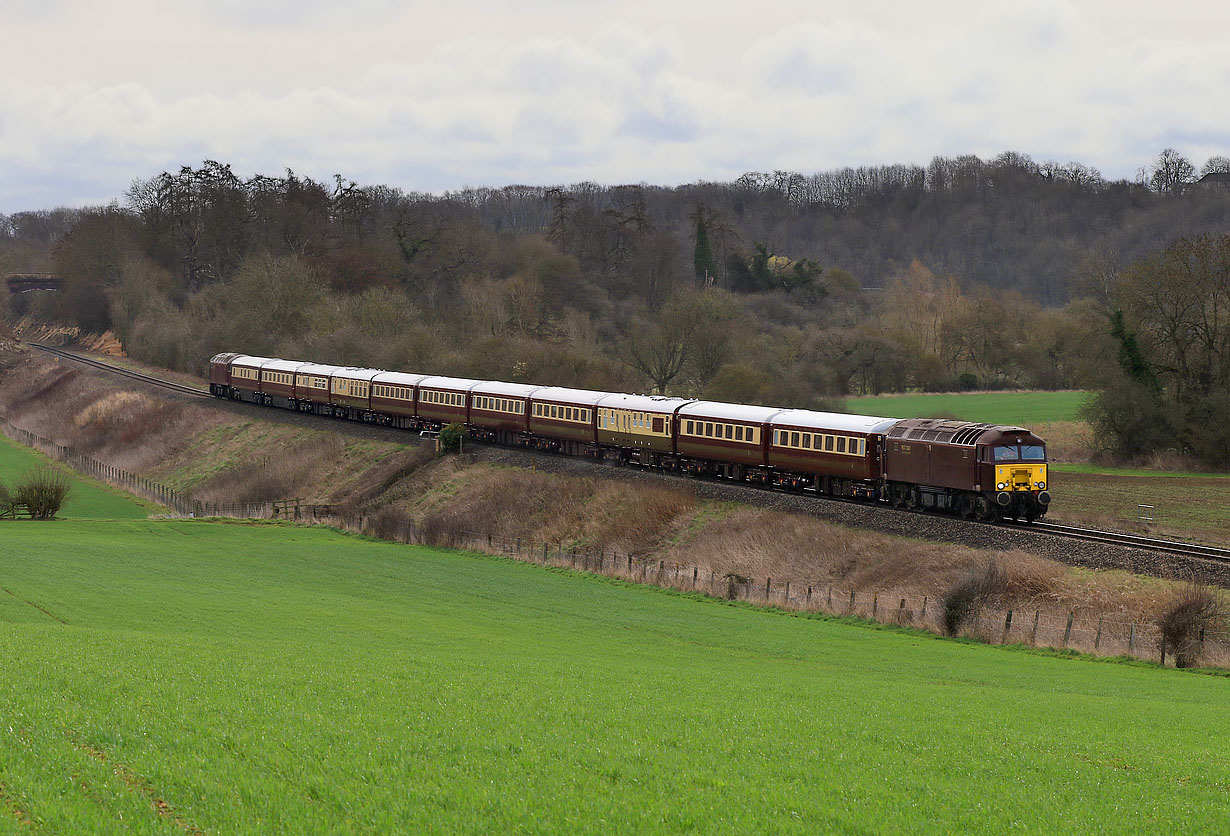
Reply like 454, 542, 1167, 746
31, 343, 210, 398
28, 342, 1230, 566
1024, 521, 1230, 562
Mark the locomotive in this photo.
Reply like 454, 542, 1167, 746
209, 353, 1051, 522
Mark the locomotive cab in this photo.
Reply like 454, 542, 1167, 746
977, 430, 1051, 521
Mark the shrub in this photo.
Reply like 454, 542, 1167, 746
940, 558, 1008, 636
14, 467, 72, 520
0, 479, 14, 519
1158, 583, 1227, 668
437, 423, 465, 454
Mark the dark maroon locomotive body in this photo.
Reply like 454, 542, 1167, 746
883, 419, 1051, 521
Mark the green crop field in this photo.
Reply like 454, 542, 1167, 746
845, 390, 1089, 425
2, 520, 1227, 834
0, 434, 153, 519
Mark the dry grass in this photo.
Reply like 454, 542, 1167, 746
4, 348, 1228, 662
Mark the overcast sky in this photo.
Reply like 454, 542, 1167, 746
2, 0, 1229, 213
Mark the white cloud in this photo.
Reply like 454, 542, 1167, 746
1, 0, 1229, 211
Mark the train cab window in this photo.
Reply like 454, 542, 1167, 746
1021, 445, 1045, 461
836, 437, 846, 453
993, 446, 1020, 462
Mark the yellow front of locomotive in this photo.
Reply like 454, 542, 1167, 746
983, 431, 1051, 520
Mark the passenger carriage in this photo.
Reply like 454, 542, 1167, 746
595, 394, 691, 461
766, 410, 897, 496
676, 401, 776, 478
416, 376, 482, 427
526, 387, 605, 454
225, 355, 276, 403
293, 363, 342, 413
328, 367, 383, 420
468, 381, 537, 443
258, 359, 307, 408
370, 371, 428, 427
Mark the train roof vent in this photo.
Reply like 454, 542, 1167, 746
951, 424, 994, 445
888, 426, 908, 437
920, 430, 941, 441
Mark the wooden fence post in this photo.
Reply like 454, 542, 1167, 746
921, 596, 928, 617
1094, 617, 1103, 651
872, 592, 879, 616
1002, 610, 1013, 644
1129, 622, 1136, 653
784, 581, 790, 602
848, 590, 856, 612
1063, 612, 1074, 647
692, 567, 698, 589
1031, 610, 1040, 645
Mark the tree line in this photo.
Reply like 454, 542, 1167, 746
2, 149, 1228, 466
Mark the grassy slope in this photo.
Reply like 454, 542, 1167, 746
845, 390, 1089, 425
0, 434, 152, 519
2, 520, 1227, 835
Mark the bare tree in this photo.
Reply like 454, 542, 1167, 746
1149, 148, 1196, 194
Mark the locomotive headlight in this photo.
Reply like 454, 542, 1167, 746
997, 482, 1007, 490
1036, 481, 1046, 490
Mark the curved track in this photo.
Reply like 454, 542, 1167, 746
32, 343, 210, 398
30, 342, 1230, 565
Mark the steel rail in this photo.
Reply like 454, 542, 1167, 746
1024, 520, 1230, 562
28, 342, 1230, 563
30, 343, 210, 398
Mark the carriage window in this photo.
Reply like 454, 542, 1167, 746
802, 433, 811, 449
735, 426, 743, 441
791, 432, 800, 447
551, 405, 558, 418
724, 424, 733, 439
837, 437, 846, 453
706, 423, 714, 437
685, 420, 694, 434
824, 435, 834, 451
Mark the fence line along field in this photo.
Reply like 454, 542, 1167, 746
2, 519, 1228, 835
0, 432, 153, 520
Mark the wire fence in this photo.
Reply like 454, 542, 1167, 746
327, 520, 1230, 670
3, 414, 1227, 670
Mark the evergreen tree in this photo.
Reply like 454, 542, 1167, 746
691, 204, 718, 284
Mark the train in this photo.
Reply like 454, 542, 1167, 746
209, 353, 1052, 522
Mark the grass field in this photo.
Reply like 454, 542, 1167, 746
1048, 469, 1230, 545
845, 390, 1089, 425
0, 434, 152, 519
2, 520, 1227, 834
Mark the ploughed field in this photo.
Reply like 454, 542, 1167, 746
2, 520, 1228, 835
